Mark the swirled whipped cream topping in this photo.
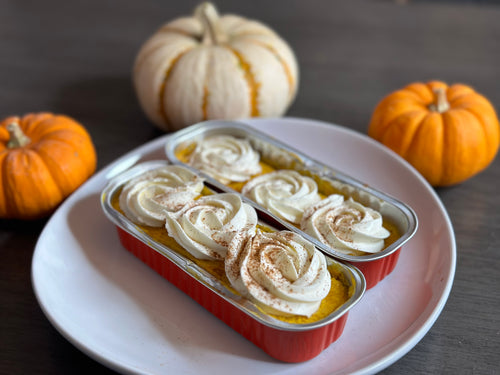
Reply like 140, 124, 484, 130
300, 194, 391, 256
165, 193, 258, 260
188, 135, 262, 184
242, 170, 321, 224
119, 165, 204, 227
225, 230, 331, 317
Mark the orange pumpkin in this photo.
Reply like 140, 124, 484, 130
368, 81, 500, 187
0, 113, 97, 219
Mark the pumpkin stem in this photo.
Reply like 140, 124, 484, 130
194, 2, 227, 45
429, 88, 450, 113
6, 122, 31, 148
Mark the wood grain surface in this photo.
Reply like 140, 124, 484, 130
1, 0, 499, 374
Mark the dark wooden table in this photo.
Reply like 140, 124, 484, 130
1, 1, 499, 374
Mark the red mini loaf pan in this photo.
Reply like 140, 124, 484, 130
164, 121, 418, 289
101, 160, 366, 363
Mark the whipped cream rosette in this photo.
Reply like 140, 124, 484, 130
165, 193, 258, 260
301, 194, 391, 256
225, 230, 331, 318
188, 135, 262, 184
241, 170, 321, 224
119, 165, 204, 227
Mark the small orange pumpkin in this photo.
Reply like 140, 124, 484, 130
368, 81, 500, 187
0, 113, 97, 219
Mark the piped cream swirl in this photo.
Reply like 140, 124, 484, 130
300, 194, 390, 255
188, 135, 262, 184
225, 230, 331, 317
119, 165, 204, 227
242, 170, 321, 224
165, 193, 258, 260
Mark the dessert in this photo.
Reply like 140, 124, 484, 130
241, 169, 321, 224
301, 194, 391, 256
165, 193, 258, 260
226, 230, 331, 318
111, 162, 353, 321
179, 134, 395, 254
187, 134, 262, 184
174, 132, 398, 254
118, 165, 204, 227
102, 160, 366, 362
165, 121, 418, 290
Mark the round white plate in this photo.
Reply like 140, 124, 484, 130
32, 117, 455, 375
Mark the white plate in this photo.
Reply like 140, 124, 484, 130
32, 117, 455, 375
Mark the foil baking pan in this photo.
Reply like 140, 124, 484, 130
164, 120, 418, 289
101, 160, 366, 362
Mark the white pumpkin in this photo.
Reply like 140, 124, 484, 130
133, 2, 299, 131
